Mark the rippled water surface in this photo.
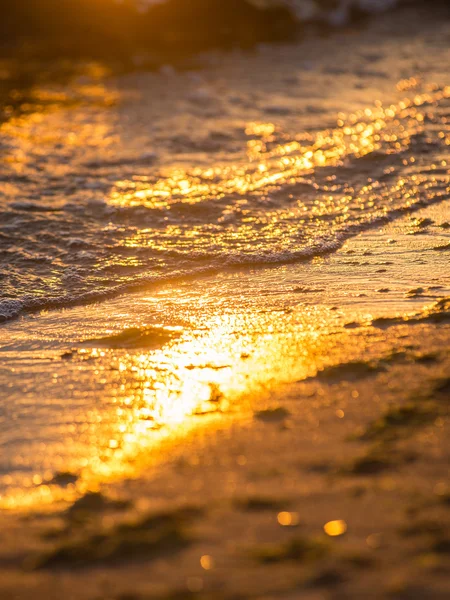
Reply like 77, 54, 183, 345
1, 68, 449, 320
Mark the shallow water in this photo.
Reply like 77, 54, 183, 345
1, 43, 449, 321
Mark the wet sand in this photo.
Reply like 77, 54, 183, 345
0, 4, 449, 599
1, 203, 449, 599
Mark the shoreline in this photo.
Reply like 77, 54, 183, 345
1, 199, 449, 497
0, 3, 449, 598
1, 220, 449, 597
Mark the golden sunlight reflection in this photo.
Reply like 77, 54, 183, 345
1, 302, 339, 511
3, 77, 449, 513
324, 520, 348, 537
109, 85, 450, 210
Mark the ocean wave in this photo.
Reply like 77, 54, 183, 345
0, 190, 448, 324
1, 79, 449, 320
1, 8, 449, 323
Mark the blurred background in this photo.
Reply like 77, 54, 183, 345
1, 0, 297, 60
0, 0, 432, 61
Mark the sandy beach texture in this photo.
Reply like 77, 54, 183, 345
0, 3, 449, 599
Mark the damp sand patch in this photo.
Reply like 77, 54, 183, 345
79, 326, 182, 350
344, 297, 450, 330
306, 360, 384, 383
31, 503, 203, 570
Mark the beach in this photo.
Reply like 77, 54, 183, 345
0, 2, 449, 598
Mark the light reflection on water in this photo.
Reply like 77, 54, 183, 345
110, 86, 450, 210
106, 83, 450, 275
1, 69, 449, 510
0, 301, 337, 510
1, 74, 449, 314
